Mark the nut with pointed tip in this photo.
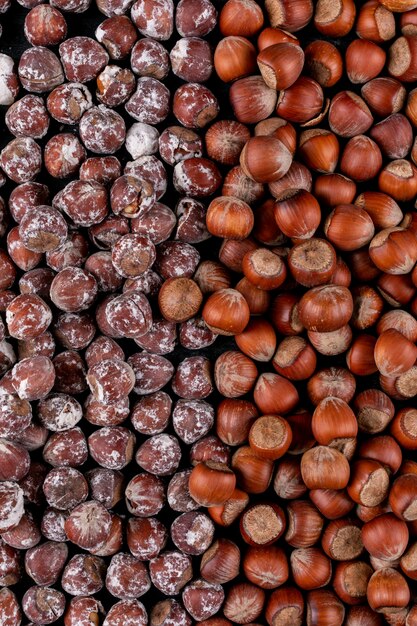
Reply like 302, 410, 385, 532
200, 538, 240, 584
347, 459, 390, 507
367, 567, 410, 614
202, 288, 250, 336
301, 446, 351, 490
231, 446, 274, 494
243, 544, 289, 590
188, 462, 236, 507
214, 36, 257, 83
257, 42, 304, 91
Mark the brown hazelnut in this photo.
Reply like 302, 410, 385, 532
44, 133, 86, 178
79, 105, 126, 154
19, 205, 68, 252
173, 83, 219, 128
59, 36, 109, 82
0, 54, 19, 105
24, 5, 67, 46
53, 180, 108, 227
125, 77, 170, 124
22, 586, 65, 625
18, 46, 64, 92
47, 82, 93, 125
130, 38, 170, 79
5, 95, 50, 138
95, 15, 137, 59
0, 137, 42, 184
170, 37, 213, 82
159, 126, 203, 165
97, 65, 136, 107
176, 0, 217, 37
131, 0, 174, 40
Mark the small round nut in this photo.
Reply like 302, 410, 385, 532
53, 180, 108, 227
47, 82, 92, 124
6, 294, 52, 340
111, 233, 156, 277
64, 500, 112, 550
0, 137, 42, 184
59, 36, 109, 83
131, 0, 174, 40
173, 83, 219, 129
126, 123, 159, 159
50, 267, 98, 312
125, 77, 170, 124
22, 586, 65, 625
19, 205, 68, 252
105, 291, 153, 338
130, 38, 170, 79
158, 277, 203, 322
5, 95, 50, 138
44, 133, 86, 178
18, 46, 64, 93
11, 355, 55, 400
96, 65, 135, 107
80, 105, 126, 154
170, 37, 213, 82
24, 5, 67, 46
0, 54, 20, 105
95, 15, 137, 59
110, 175, 155, 219
86, 358, 135, 403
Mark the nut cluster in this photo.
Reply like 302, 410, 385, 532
1, 0, 417, 624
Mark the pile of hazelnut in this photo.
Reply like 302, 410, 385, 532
2, 0, 417, 623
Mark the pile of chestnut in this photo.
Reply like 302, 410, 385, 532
1, 0, 417, 623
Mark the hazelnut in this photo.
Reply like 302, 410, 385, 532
0, 54, 19, 105
110, 175, 155, 219
149, 551, 193, 595
171, 37, 213, 82
79, 105, 126, 154
130, 38, 170, 79
105, 553, 150, 599
131, 0, 174, 40
47, 82, 93, 125
88, 426, 136, 470
5, 95, 50, 138
0, 137, 42, 184
24, 5, 67, 46
125, 472, 165, 517
80, 156, 121, 186
61, 554, 105, 595
53, 180, 108, 227
125, 77, 170, 124
64, 500, 112, 550
182, 579, 225, 621
173, 83, 219, 128
12, 355, 55, 400
97, 65, 136, 107
135, 434, 181, 475
25, 541, 68, 586
176, 0, 217, 37
22, 586, 65, 625
44, 133, 86, 178
19, 205, 68, 252
18, 46, 64, 92
95, 15, 137, 59
86, 358, 135, 402
159, 126, 203, 165
59, 37, 109, 82
126, 122, 159, 159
